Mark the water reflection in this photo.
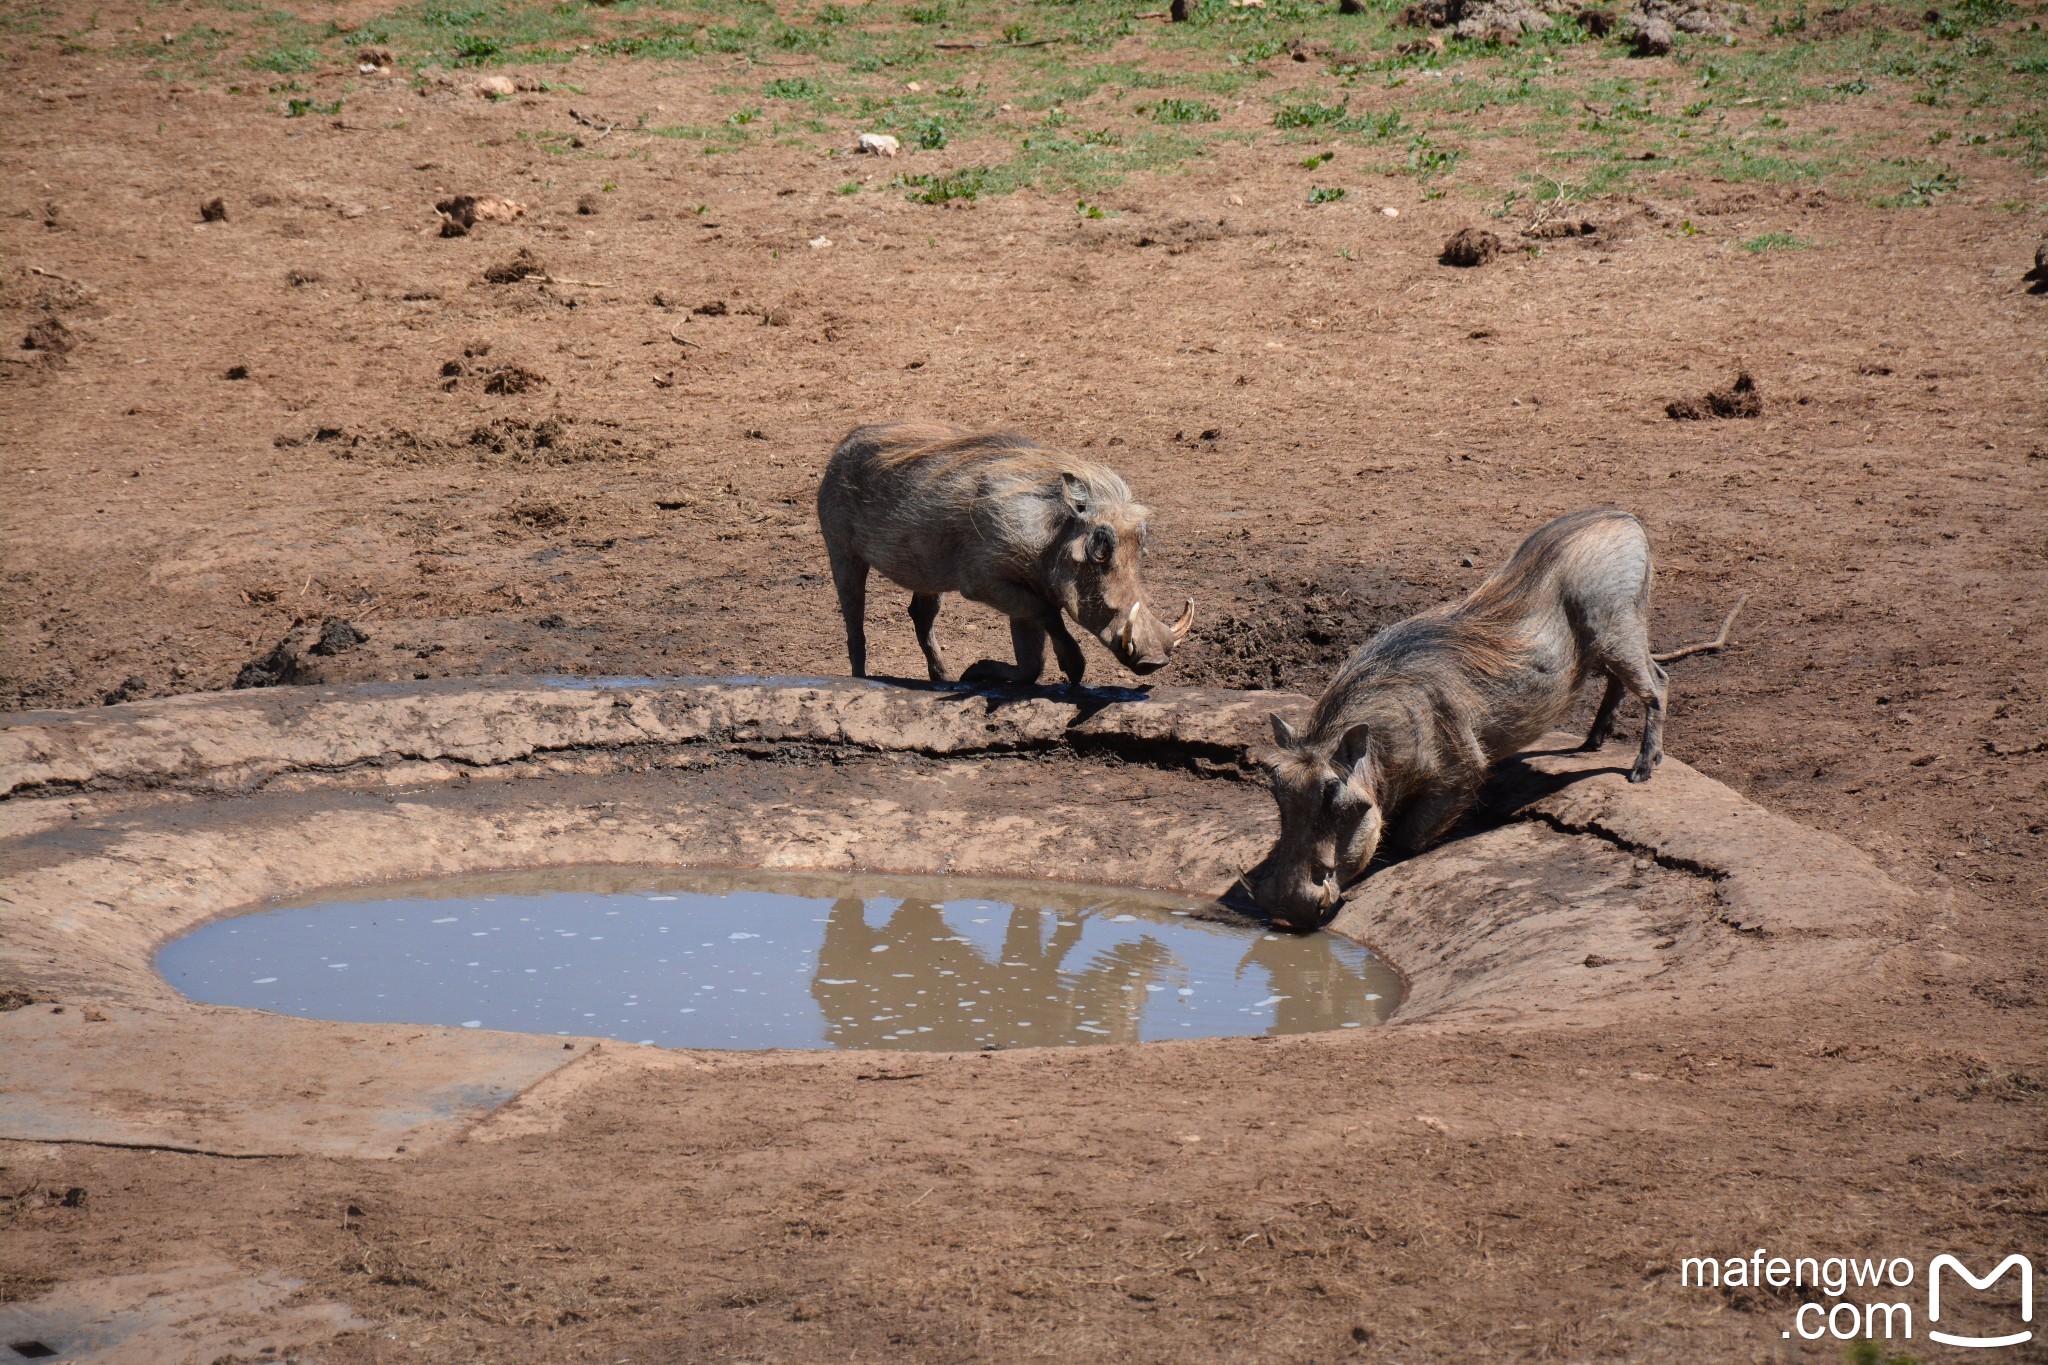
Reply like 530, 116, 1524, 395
161, 867, 1401, 1051
814, 895, 1185, 1050
810, 886, 1397, 1050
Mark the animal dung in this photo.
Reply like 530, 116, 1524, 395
482, 366, 549, 396
1440, 227, 1502, 267
856, 132, 900, 157
482, 249, 547, 284
436, 194, 526, 237
1666, 371, 1762, 421
1523, 219, 1598, 239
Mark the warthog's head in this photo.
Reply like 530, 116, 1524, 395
1048, 472, 1193, 676
1251, 713, 1384, 933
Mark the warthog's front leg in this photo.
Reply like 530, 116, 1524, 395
962, 618, 1048, 685
959, 583, 1062, 686
908, 593, 951, 683
1042, 613, 1087, 687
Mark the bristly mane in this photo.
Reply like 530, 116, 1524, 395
872, 429, 1145, 535
1308, 614, 1531, 742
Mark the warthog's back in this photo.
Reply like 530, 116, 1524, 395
1460, 507, 1652, 630
817, 422, 1135, 592
1314, 508, 1654, 772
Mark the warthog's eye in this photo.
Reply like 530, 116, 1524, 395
1087, 525, 1116, 564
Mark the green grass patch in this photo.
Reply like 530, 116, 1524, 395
96, 0, 2045, 211
763, 77, 827, 101
1274, 98, 1348, 129
1741, 230, 1812, 251
1150, 96, 1221, 123
244, 43, 319, 72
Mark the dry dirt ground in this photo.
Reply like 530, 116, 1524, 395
3, 0, 2046, 1357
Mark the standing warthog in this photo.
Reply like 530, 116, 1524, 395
817, 422, 1194, 686
1250, 508, 1743, 931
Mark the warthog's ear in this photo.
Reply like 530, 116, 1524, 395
1337, 722, 1374, 792
1269, 713, 1299, 749
1059, 471, 1091, 517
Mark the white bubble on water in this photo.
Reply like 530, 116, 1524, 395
461, 1020, 482, 1028
253, 977, 278, 984
432, 917, 458, 924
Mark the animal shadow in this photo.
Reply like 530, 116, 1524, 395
1224, 746, 1630, 928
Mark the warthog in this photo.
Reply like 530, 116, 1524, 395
1249, 508, 1742, 931
817, 422, 1194, 686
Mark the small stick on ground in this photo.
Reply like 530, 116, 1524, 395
521, 273, 617, 289
1653, 594, 1747, 664
934, 35, 1065, 49
669, 323, 702, 348
29, 265, 94, 291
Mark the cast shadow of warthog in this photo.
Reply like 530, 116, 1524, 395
864, 673, 1153, 727
1218, 744, 1634, 923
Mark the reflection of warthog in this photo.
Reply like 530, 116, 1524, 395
811, 895, 1176, 1050
1253, 509, 1741, 931
1232, 935, 1392, 1035
816, 422, 1193, 687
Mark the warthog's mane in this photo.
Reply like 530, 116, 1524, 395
875, 431, 1148, 548
1309, 614, 1535, 745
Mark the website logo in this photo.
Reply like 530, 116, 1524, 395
1929, 1254, 2033, 1349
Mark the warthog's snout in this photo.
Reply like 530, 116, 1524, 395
1099, 597, 1194, 674
1251, 864, 1344, 934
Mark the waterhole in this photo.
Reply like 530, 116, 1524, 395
158, 867, 1401, 1051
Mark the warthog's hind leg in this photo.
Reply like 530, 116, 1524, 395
909, 593, 951, 683
1581, 676, 1626, 751
1608, 654, 1668, 783
827, 549, 870, 678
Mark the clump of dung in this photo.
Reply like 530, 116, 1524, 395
1667, 371, 1762, 420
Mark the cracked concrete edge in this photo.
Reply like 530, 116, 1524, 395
1504, 738, 1916, 936
0, 676, 1303, 797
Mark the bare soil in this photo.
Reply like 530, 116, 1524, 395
3, 13, 2045, 1361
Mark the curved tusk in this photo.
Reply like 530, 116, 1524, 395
1116, 600, 1139, 650
1318, 875, 1339, 912
1169, 596, 1195, 647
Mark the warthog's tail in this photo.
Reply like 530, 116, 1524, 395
1652, 594, 1747, 665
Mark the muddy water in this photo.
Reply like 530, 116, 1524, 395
158, 868, 1400, 1051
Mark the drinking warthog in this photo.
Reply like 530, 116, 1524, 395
1249, 508, 1742, 931
817, 422, 1193, 686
